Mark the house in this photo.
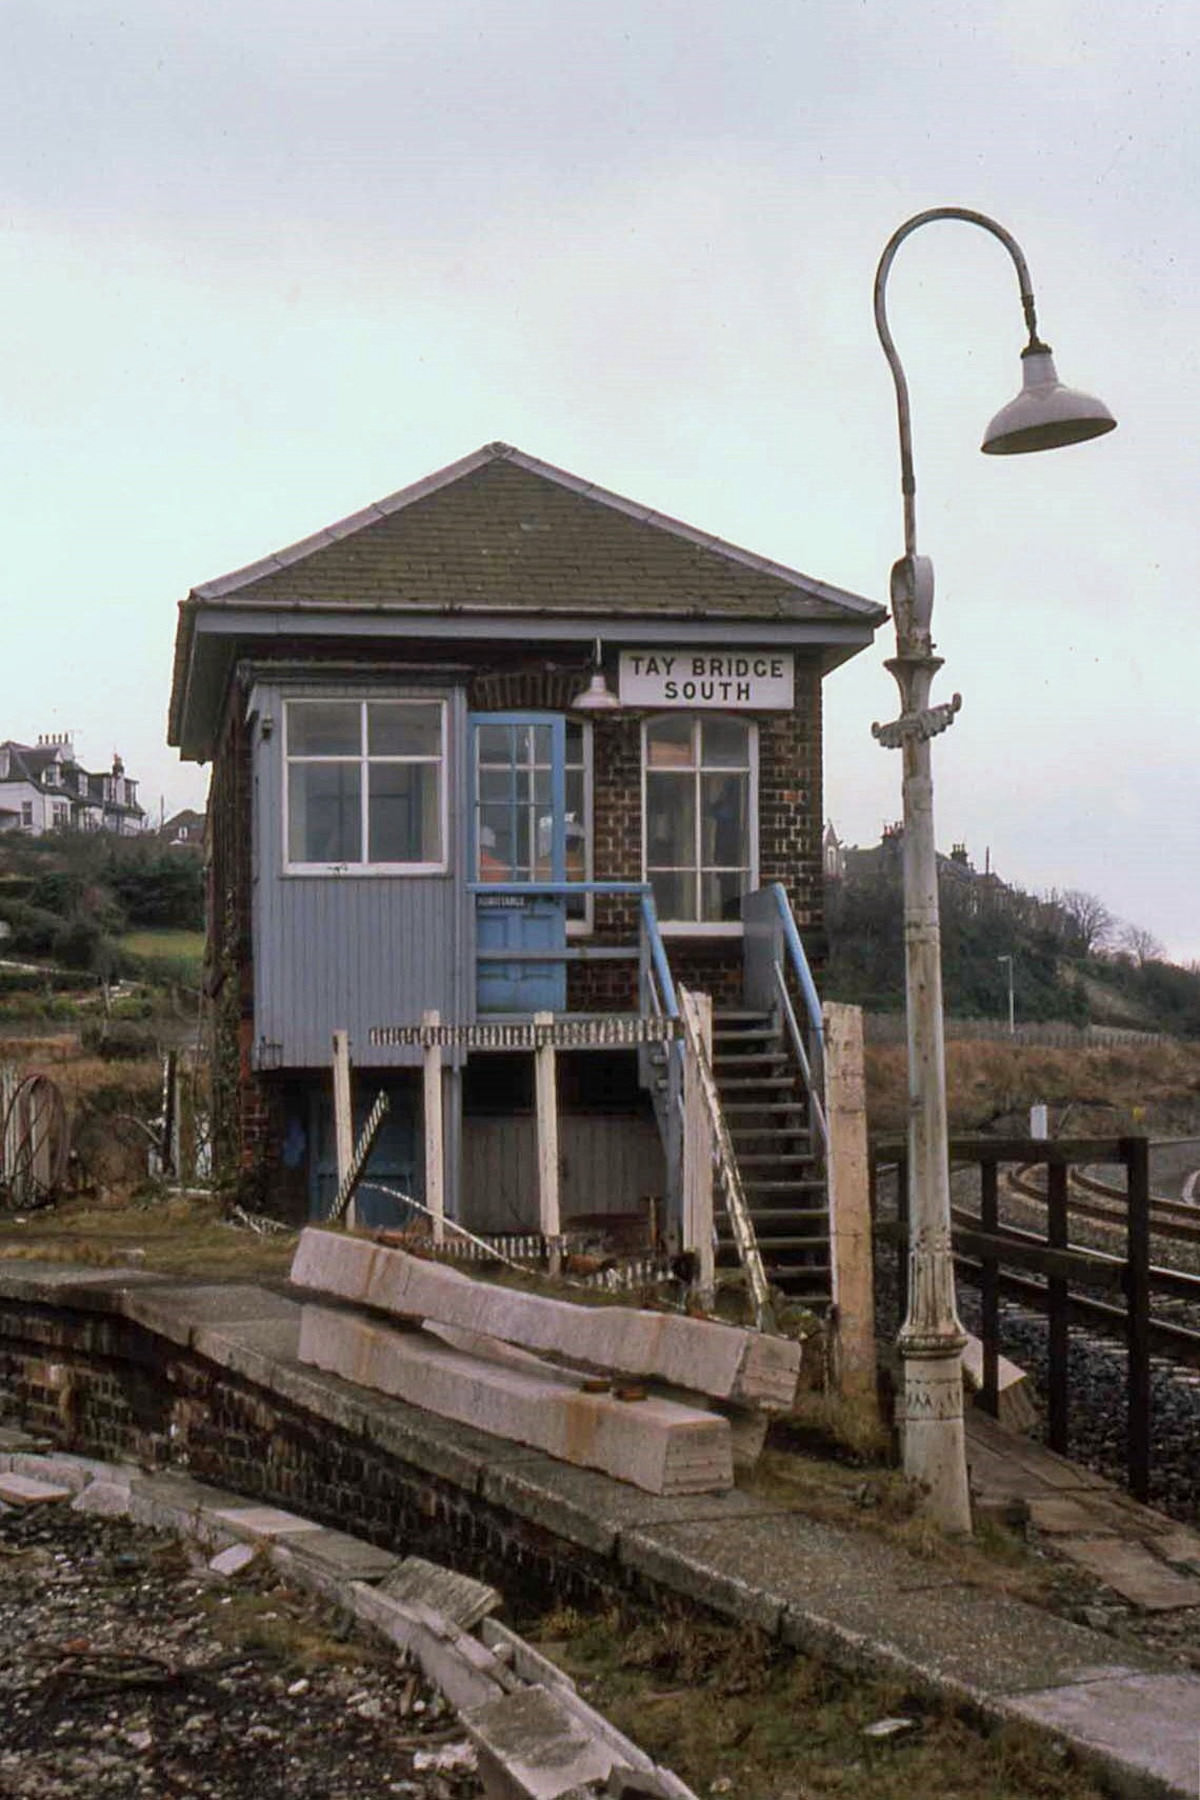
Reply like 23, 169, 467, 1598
169, 443, 884, 1277
0, 736, 145, 836
160, 807, 206, 851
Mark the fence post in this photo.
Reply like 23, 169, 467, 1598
980, 1157, 999, 1419
332, 1030, 355, 1229
1123, 1134, 1151, 1503
1046, 1158, 1070, 1457
533, 1011, 561, 1275
681, 989, 715, 1306
823, 1002, 876, 1405
422, 1010, 445, 1246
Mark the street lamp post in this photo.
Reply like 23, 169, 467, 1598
872, 208, 1115, 1531
998, 954, 1015, 1036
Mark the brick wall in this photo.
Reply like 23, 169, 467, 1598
0, 1300, 621, 1622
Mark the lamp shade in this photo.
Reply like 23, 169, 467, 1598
570, 670, 622, 711
981, 347, 1116, 456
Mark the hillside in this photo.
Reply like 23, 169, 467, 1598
822, 847, 1200, 1038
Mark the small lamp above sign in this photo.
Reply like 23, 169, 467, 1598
570, 640, 622, 712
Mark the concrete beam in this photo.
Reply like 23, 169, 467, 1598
298, 1304, 733, 1496
290, 1229, 799, 1410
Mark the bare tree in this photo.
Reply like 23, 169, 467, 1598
1051, 888, 1115, 956
1120, 921, 1164, 966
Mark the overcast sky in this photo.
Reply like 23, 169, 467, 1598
2, 1, 1196, 959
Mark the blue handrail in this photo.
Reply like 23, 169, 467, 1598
638, 890, 679, 1020
768, 882, 823, 1048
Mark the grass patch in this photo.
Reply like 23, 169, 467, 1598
118, 928, 205, 985
530, 1602, 1109, 1799
197, 1577, 385, 1674
0, 1192, 298, 1282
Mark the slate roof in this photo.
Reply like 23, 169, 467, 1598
188, 442, 881, 620
170, 442, 885, 751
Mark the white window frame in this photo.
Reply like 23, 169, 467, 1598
566, 718, 593, 937
283, 696, 449, 876
640, 713, 758, 936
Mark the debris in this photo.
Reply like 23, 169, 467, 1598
412, 1739, 478, 1773
0, 1474, 74, 1507
381, 1555, 501, 1631
208, 1543, 260, 1578
862, 1715, 917, 1739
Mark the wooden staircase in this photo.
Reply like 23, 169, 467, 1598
711, 1008, 832, 1310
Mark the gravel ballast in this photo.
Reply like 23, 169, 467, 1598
0, 1500, 483, 1799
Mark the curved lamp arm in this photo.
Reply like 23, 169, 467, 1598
874, 207, 1043, 559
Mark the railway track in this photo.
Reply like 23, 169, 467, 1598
1009, 1160, 1200, 1244
951, 1160, 1200, 1367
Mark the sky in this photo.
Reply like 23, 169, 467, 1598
1, 0, 1196, 960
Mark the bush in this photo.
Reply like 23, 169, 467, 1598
80, 1018, 160, 1060
0, 900, 65, 956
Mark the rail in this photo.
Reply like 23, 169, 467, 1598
678, 986, 773, 1330
742, 884, 828, 1152
636, 891, 684, 1234
872, 1136, 1155, 1502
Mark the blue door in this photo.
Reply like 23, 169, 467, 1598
472, 714, 567, 1013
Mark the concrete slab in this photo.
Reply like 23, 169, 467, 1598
126, 1473, 251, 1542
1005, 1671, 1200, 1799
966, 1412, 1109, 1491
191, 1315, 303, 1384
481, 1451, 780, 1560
71, 1481, 133, 1519
0, 1264, 162, 1308
272, 1528, 402, 1592
209, 1504, 324, 1540
121, 1282, 299, 1350
209, 1542, 260, 1577
1027, 1496, 1116, 1536
261, 1354, 494, 1492
0, 1472, 73, 1505
382, 1555, 501, 1630
298, 1305, 733, 1496
348, 1583, 511, 1714
290, 1228, 799, 1408
1054, 1537, 1200, 1611
4, 1452, 110, 1493
462, 1685, 615, 1800
787, 1575, 1158, 1704
1154, 1529, 1200, 1575
620, 1511, 957, 1636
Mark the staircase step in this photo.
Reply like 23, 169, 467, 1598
743, 1208, 829, 1227
734, 1159, 816, 1173
717, 1076, 798, 1093
743, 1181, 826, 1197
713, 1053, 790, 1072
723, 1094, 805, 1108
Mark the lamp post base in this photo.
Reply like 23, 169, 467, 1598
896, 1347, 972, 1534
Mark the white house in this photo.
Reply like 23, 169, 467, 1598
0, 736, 145, 836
